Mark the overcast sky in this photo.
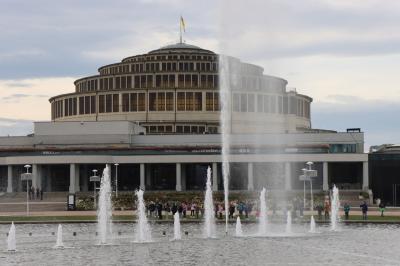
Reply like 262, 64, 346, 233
0, 0, 399, 149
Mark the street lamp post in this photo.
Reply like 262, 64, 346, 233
24, 164, 31, 216
91, 169, 99, 209
303, 162, 317, 211
301, 168, 307, 209
114, 163, 119, 198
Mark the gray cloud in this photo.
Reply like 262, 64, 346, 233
2, 1, 399, 79
5, 81, 33, 88
0, 117, 33, 136
2, 93, 49, 103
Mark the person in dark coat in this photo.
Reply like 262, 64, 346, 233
171, 203, 178, 215
156, 202, 163, 219
229, 203, 235, 219
360, 201, 368, 220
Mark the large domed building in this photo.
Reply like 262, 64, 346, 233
50, 43, 312, 134
0, 42, 367, 195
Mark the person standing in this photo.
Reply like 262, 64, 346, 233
360, 201, 368, 220
379, 201, 386, 217
324, 200, 330, 220
343, 203, 350, 220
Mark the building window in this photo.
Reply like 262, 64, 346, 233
130, 93, 137, 111
166, 92, 174, 111
73, 98, 77, 115
122, 93, 129, 112
194, 92, 202, 111
149, 93, 157, 111
240, 94, 247, 112
90, 96, 96, 114
248, 94, 255, 112
214, 92, 219, 111
206, 92, 213, 111
84, 96, 90, 114
112, 94, 119, 112
138, 93, 146, 111
186, 92, 193, 111
192, 75, 198, 87
64, 99, 69, 116
177, 92, 185, 111
263, 95, 269, 113
257, 95, 263, 112
178, 75, 184, 88
106, 94, 112, 113
270, 95, 276, 113
233, 94, 240, 112
278, 96, 283, 114
158, 92, 165, 111
79, 96, 84, 115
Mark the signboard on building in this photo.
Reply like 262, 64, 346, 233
20, 173, 32, 181
90, 175, 100, 182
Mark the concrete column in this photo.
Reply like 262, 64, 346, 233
32, 164, 38, 189
212, 162, 218, 191
247, 162, 254, 190
176, 163, 182, 191
7, 165, 13, 193
323, 162, 329, 191
140, 163, 145, 190
75, 164, 80, 192
284, 162, 291, 191
362, 161, 369, 190
69, 164, 76, 193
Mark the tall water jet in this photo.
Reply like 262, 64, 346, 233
173, 212, 181, 240
235, 216, 243, 237
135, 189, 152, 242
219, 55, 232, 235
285, 211, 292, 234
258, 187, 268, 235
309, 215, 316, 233
331, 185, 340, 231
97, 165, 112, 244
55, 224, 64, 248
203, 166, 216, 238
7, 222, 16, 251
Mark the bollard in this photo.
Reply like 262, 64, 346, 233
162, 231, 166, 236
73, 232, 77, 236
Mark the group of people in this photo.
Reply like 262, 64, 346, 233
28, 186, 43, 200
318, 199, 386, 221
144, 197, 388, 221
146, 201, 205, 220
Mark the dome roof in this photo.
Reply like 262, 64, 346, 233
148, 42, 215, 54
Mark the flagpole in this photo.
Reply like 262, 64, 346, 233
179, 18, 182, 43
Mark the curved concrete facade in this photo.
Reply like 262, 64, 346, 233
49, 43, 312, 134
